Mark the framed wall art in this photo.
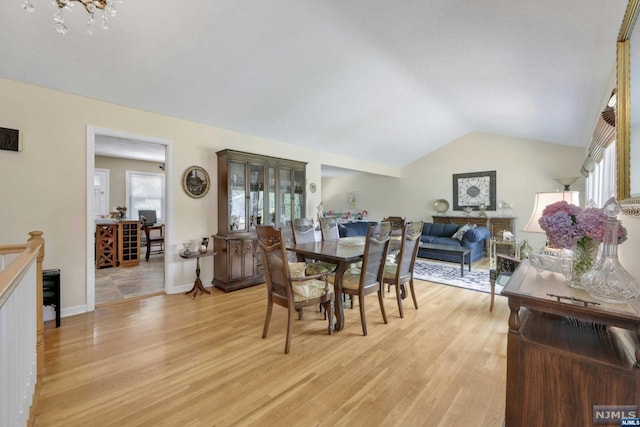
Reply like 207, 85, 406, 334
346, 191, 358, 209
0, 127, 22, 152
182, 165, 211, 199
453, 170, 496, 211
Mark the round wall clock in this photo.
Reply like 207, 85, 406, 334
182, 165, 211, 199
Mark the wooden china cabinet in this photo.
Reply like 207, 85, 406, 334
213, 149, 306, 292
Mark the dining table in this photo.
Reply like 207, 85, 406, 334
287, 236, 366, 331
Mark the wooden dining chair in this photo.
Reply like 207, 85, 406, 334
382, 221, 423, 318
256, 225, 334, 354
291, 218, 336, 275
319, 217, 340, 241
139, 210, 164, 261
382, 216, 406, 235
329, 222, 392, 335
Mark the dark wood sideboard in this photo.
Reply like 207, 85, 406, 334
501, 261, 640, 425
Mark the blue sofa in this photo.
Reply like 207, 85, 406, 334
418, 223, 490, 263
338, 221, 377, 237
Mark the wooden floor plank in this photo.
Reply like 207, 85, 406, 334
37, 278, 508, 426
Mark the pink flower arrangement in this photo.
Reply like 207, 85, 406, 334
538, 201, 627, 249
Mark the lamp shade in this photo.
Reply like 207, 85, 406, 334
522, 191, 580, 233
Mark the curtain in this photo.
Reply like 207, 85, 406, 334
586, 141, 617, 208
582, 91, 616, 177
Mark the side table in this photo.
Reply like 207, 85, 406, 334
501, 260, 640, 425
489, 254, 521, 312
489, 238, 520, 267
180, 250, 216, 298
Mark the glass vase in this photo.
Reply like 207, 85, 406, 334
581, 199, 640, 303
520, 240, 533, 260
567, 239, 599, 289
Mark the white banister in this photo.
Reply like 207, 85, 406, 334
0, 232, 45, 427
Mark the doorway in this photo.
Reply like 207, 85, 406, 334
86, 127, 173, 311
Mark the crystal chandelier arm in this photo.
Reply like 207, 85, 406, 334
55, 0, 107, 14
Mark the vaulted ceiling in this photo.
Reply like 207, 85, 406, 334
0, 0, 628, 168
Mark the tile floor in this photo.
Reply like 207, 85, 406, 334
95, 254, 164, 306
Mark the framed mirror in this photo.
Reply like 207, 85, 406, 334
618, 0, 640, 215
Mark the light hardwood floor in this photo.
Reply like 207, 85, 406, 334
38, 276, 508, 426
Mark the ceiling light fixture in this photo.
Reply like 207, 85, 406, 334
22, 0, 120, 35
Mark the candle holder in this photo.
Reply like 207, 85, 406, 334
199, 237, 209, 254
182, 242, 192, 256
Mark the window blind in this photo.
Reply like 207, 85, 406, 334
581, 102, 616, 177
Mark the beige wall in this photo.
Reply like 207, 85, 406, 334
323, 131, 640, 280
95, 156, 165, 214
323, 132, 587, 250
3, 76, 640, 315
619, 215, 640, 280
0, 77, 391, 316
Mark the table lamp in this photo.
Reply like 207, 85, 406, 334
522, 190, 580, 235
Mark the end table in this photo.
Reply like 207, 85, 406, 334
180, 250, 216, 298
489, 254, 521, 312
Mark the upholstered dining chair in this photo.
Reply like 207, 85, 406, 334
256, 225, 334, 354
382, 221, 423, 318
139, 210, 164, 261
328, 222, 392, 336
291, 218, 336, 275
320, 217, 341, 241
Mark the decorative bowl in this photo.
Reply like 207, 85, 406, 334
434, 199, 449, 214
529, 249, 572, 279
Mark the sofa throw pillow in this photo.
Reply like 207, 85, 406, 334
452, 224, 475, 241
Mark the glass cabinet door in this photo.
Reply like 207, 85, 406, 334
229, 161, 246, 232
248, 164, 264, 230
267, 167, 276, 226
279, 168, 292, 227
293, 169, 304, 220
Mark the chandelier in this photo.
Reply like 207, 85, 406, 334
22, 0, 120, 35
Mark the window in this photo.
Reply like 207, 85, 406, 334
586, 141, 616, 208
125, 171, 165, 221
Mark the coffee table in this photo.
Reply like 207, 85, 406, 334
418, 243, 471, 277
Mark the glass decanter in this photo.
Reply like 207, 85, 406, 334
580, 197, 640, 303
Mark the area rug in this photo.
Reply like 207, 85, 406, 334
413, 259, 502, 295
